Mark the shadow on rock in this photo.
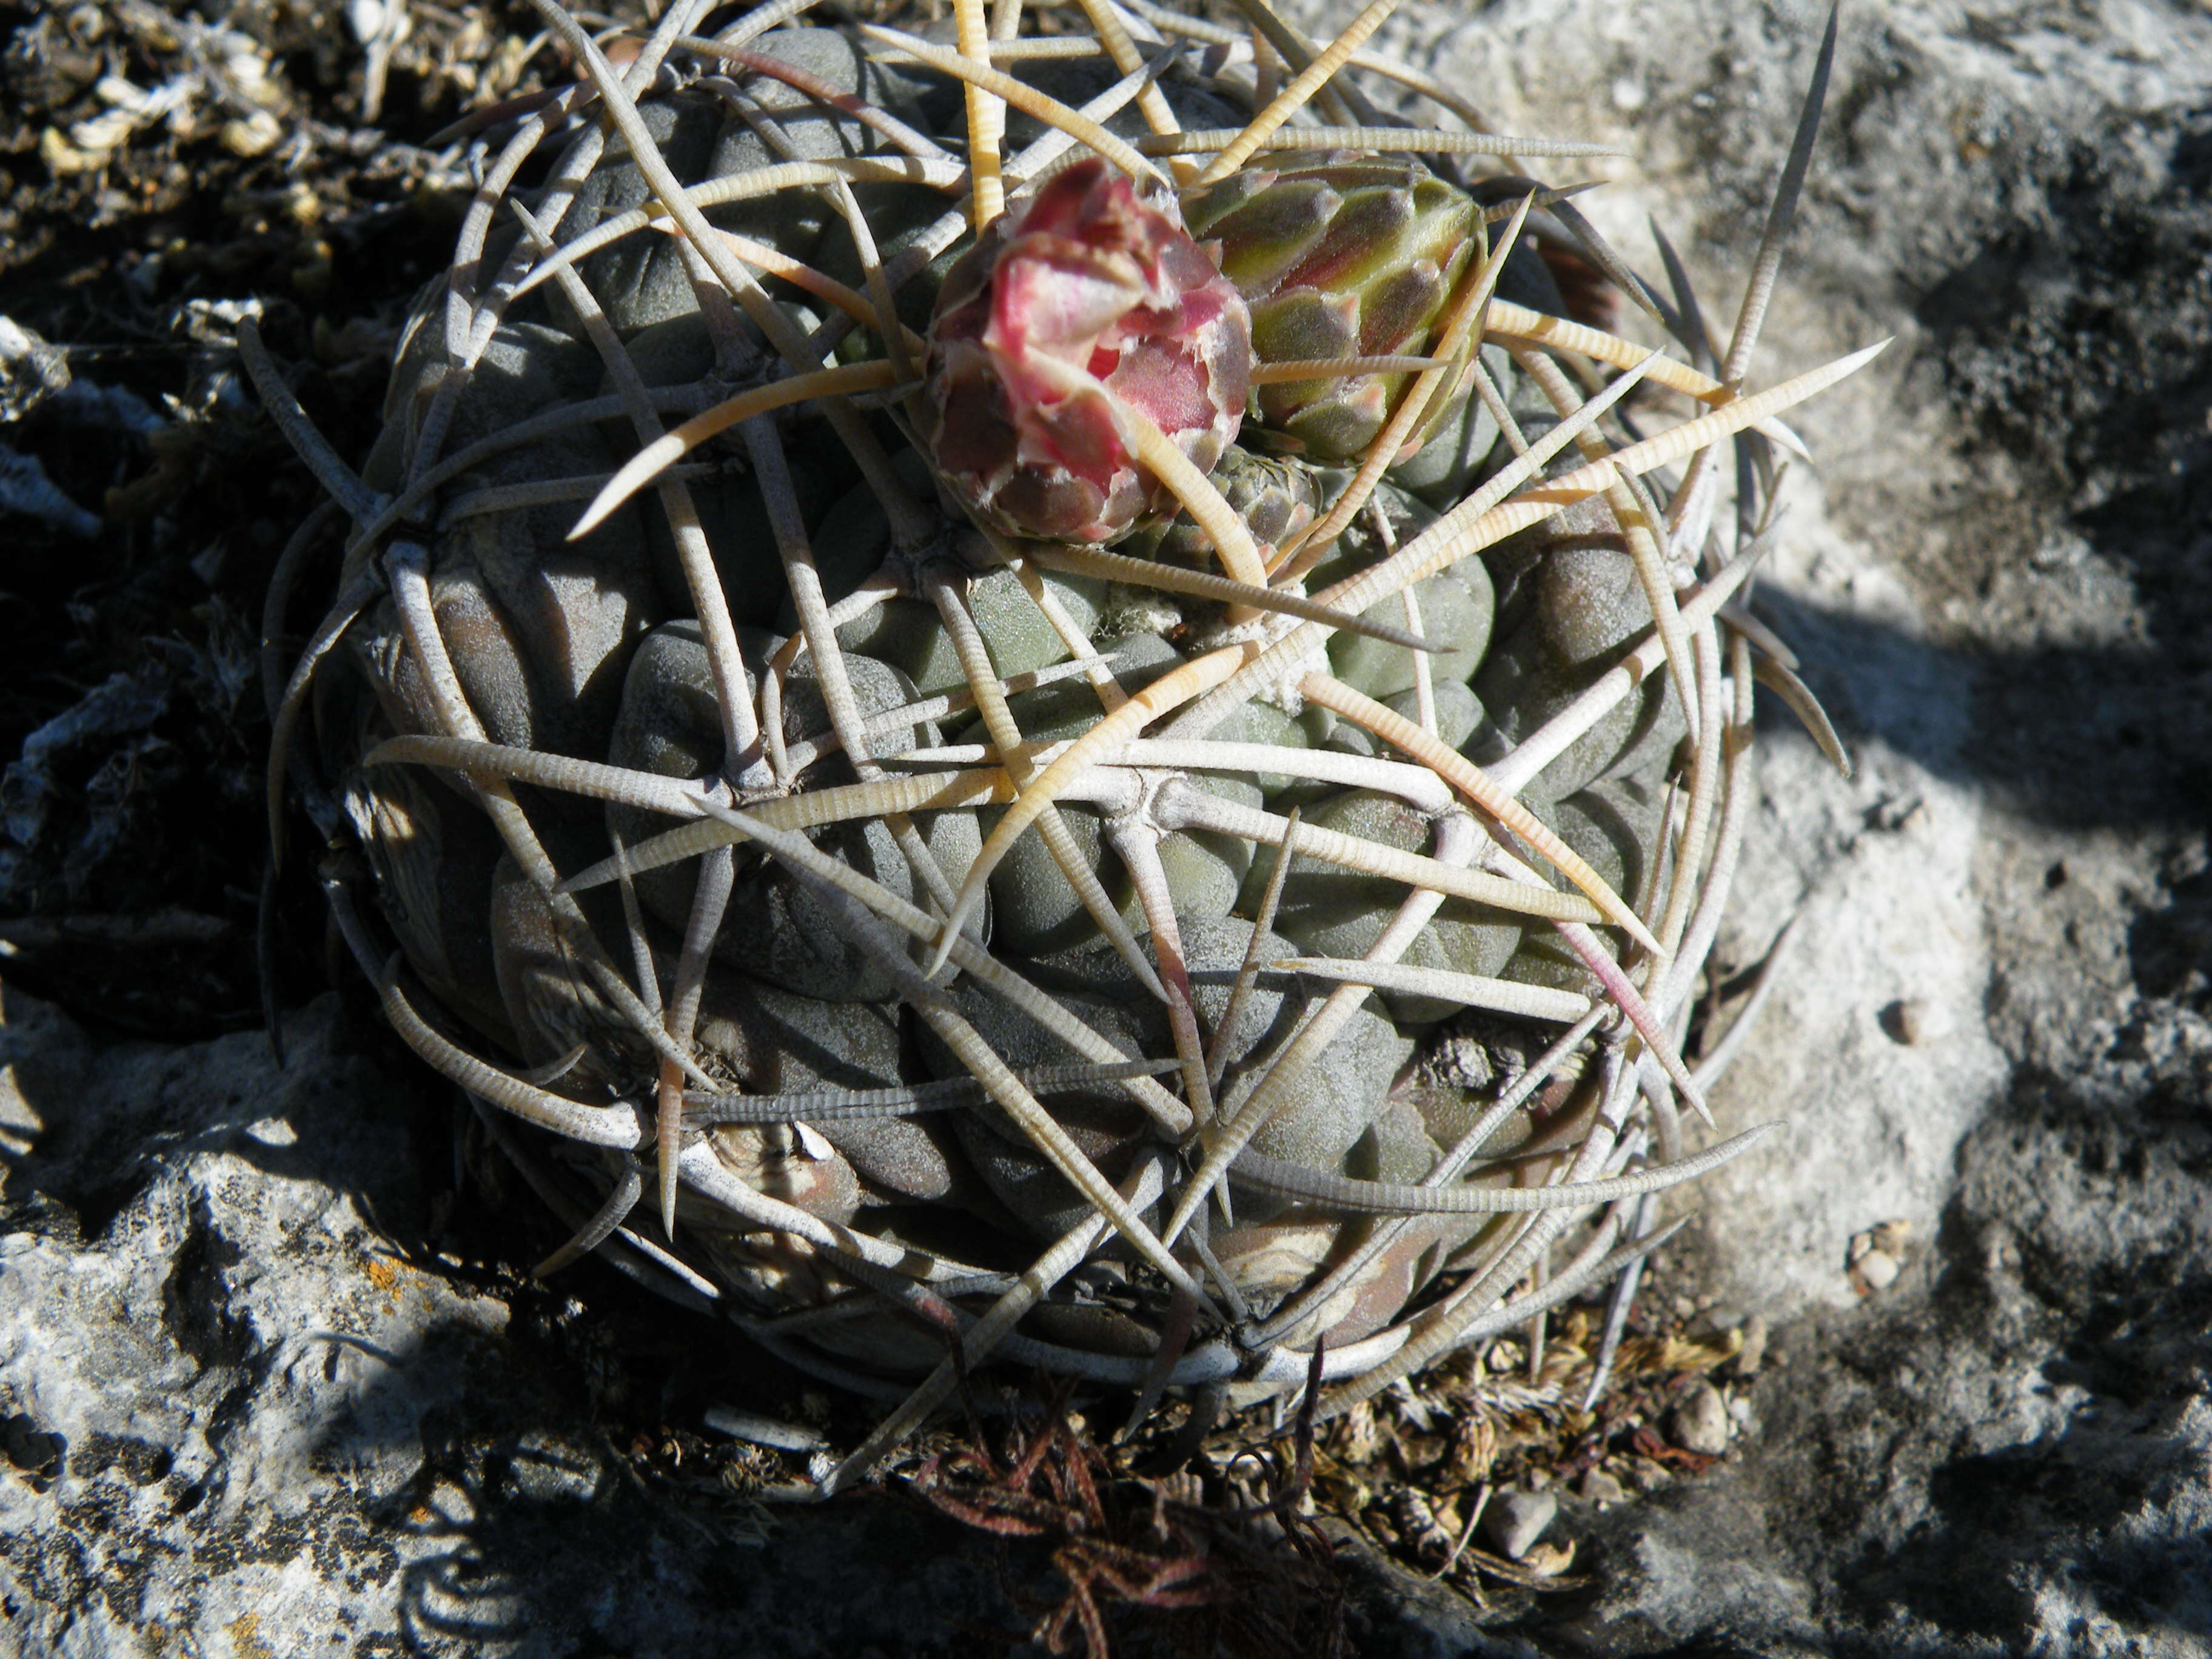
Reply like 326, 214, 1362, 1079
1752, 583, 2210, 837
0, 987, 443, 1258
275, 1328, 1025, 1658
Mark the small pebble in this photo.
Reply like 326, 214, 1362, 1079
1734, 1312, 1769, 1378
1578, 1467, 1627, 1506
1521, 1540, 1577, 1578
1886, 996, 1954, 1044
1670, 1380, 1731, 1456
703, 1407, 830, 1453
1855, 1248, 1900, 1292
1483, 1489, 1558, 1560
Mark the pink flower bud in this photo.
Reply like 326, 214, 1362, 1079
923, 159, 1251, 546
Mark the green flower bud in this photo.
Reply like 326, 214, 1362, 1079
1184, 157, 1478, 461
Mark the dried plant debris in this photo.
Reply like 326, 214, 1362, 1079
914, 1372, 1347, 1658
1286, 1287, 1751, 1606
0, 0, 607, 1034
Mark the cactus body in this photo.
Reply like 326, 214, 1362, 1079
261, 1, 1850, 1467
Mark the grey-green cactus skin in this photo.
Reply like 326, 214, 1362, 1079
303, 21, 1717, 1401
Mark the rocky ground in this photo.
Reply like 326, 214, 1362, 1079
4, 0, 2210, 1654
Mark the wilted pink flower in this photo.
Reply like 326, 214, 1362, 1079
922, 159, 1251, 547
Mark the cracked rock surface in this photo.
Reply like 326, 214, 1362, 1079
5, 0, 2211, 1655
1373, 0, 2211, 1653
0, 995, 1013, 1655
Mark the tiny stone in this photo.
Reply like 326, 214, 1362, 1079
1692, 1304, 1745, 1338
1521, 1540, 1577, 1578
1855, 1248, 1900, 1292
1578, 1467, 1627, 1506
1525, 1467, 1552, 1491
1628, 1460, 1674, 1492
1896, 997, 1946, 1044
1734, 1312, 1769, 1377
1483, 1489, 1558, 1560
1671, 1295, 1697, 1320
1670, 1381, 1730, 1456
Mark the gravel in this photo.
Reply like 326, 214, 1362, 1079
1485, 1490, 1562, 1563
1668, 1380, 1732, 1458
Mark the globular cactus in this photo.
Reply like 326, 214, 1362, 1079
250, 0, 1866, 1487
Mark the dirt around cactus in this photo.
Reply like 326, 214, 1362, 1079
0, 0, 538, 1034
4, 0, 2211, 1656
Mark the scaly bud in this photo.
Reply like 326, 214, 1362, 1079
1138, 446, 1336, 569
922, 158, 1252, 546
1184, 156, 1476, 462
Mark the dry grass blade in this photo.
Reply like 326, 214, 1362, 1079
1197, 0, 1402, 184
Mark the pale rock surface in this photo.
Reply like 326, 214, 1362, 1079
0, 993, 1012, 1655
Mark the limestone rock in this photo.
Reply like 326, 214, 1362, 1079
0, 990, 1016, 1654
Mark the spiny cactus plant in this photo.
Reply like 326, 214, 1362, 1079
250, 0, 1865, 1492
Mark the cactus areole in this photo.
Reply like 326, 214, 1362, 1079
923, 158, 1252, 546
